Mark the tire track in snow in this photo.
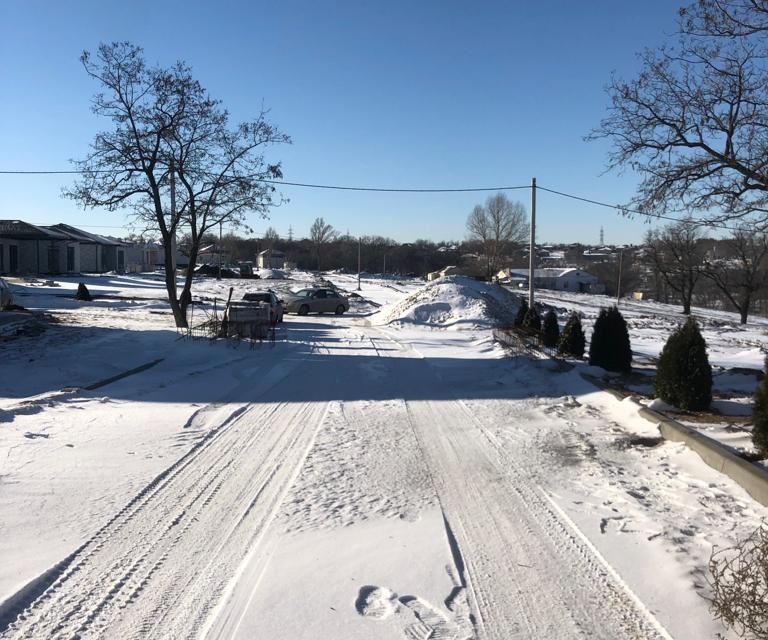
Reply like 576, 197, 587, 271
1, 399, 329, 640
401, 371, 673, 640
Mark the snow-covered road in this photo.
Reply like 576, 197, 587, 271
1, 272, 765, 639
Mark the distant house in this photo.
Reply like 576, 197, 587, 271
427, 264, 485, 281
47, 224, 126, 273
0, 220, 134, 275
257, 248, 285, 270
498, 267, 605, 294
0, 220, 78, 275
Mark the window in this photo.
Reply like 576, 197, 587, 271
9, 245, 18, 273
0, 244, 3, 272
313, 290, 327, 299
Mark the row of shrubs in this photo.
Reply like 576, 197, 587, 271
512, 297, 768, 456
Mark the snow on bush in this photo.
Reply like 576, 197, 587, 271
588, 306, 632, 373
522, 306, 542, 332
653, 316, 713, 411
384, 276, 514, 329
558, 312, 585, 358
542, 309, 560, 348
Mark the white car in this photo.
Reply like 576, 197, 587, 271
0, 277, 13, 308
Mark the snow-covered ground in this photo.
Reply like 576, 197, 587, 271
0, 272, 765, 639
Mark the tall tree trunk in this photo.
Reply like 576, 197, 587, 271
739, 292, 751, 324
179, 244, 200, 323
163, 241, 186, 328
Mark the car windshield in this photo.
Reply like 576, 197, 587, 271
293, 289, 313, 297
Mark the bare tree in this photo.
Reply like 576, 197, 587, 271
644, 220, 708, 314
65, 42, 289, 327
589, 1, 768, 229
680, 0, 768, 37
466, 193, 529, 279
309, 217, 337, 270
263, 226, 279, 251
702, 229, 768, 323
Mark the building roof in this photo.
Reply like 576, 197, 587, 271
0, 220, 69, 240
506, 267, 594, 279
47, 223, 124, 246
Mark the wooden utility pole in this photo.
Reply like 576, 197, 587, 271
528, 177, 537, 308
616, 249, 624, 305
357, 236, 362, 291
217, 221, 222, 280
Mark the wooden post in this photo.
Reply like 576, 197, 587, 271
528, 177, 536, 308
217, 221, 222, 280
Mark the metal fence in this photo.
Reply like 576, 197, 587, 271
492, 325, 561, 360
181, 297, 276, 346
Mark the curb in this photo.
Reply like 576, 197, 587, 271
85, 359, 164, 391
629, 398, 768, 507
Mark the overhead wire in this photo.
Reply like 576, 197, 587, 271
0, 167, 757, 233
536, 184, 749, 233
0, 169, 529, 193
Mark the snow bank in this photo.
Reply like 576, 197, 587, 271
257, 269, 289, 280
382, 276, 518, 329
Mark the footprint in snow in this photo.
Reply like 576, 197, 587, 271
355, 584, 474, 640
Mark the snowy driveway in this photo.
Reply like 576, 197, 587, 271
1, 275, 765, 639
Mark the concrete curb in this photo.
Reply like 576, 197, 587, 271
629, 398, 768, 507
85, 359, 164, 391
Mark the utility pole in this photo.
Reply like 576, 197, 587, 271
169, 158, 178, 298
528, 177, 537, 308
616, 249, 624, 305
357, 236, 362, 291
383, 251, 386, 275
217, 220, 222, 280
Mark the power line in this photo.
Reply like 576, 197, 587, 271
0, 169, 529, 193
537, 184, 745, 232
1, 166, 758, 232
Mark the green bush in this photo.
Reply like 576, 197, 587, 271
589, 306, 632, 373
558, 312, 585, 358
513, 297, 528, 327
752, 358, 768, 456
653, 316, 712, 410
542, 310, 560, 347
523, 306, 541, 332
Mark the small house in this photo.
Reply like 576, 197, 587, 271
257, 248, 285, 270
0, 220, 78, 275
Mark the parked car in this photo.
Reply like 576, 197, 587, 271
283, 288, 349, 315
0, 278, 13, 309
242, 290, 283, 324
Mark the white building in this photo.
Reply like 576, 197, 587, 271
498, 268, 605, 294
256, 248, 285, 270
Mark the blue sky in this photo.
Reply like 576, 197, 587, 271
1, 0, 682, 244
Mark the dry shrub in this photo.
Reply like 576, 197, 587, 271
708, 523, 768, 639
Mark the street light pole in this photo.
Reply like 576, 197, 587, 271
217, 220, 222, 280
528, 177, 537, 308
357, 236, 362, 291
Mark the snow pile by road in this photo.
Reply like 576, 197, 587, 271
256, 268, 289, 280
382, 276, 518, 329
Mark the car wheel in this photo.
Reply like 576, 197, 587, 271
298, 304, 309, 316
335, 305, 345, 315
